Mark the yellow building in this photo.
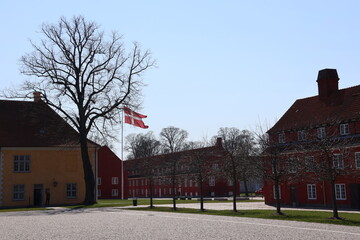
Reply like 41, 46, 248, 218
0, 97, 99, 207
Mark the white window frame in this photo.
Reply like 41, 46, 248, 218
209, 176, 215, 186
278, 133, 285, 143
189, 179, 193, 187
340, 123, 349, 135
307, 184, 316, 200
97, 189, 101, 197
66, 183, 77, 199
335, 184, 346, 200
111, 177, 119, 185
14, 155, 31, 172
297, 130, 307, 141
13, 184, 25, 200
112, 189, 119, 197
273, 185, 281, 199
333, 154, 344, 169
317, 127, 326, 139
355, 152, 360, 169
97, 177, 101, 185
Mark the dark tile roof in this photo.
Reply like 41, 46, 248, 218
268, 85, 360, 134
0, 99, 95, 147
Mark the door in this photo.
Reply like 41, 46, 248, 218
290, 186, 297, 207
33, 184, 43, 206
350, 184, 360, 209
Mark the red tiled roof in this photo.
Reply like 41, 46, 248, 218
0, 99, 96, 147
268, 85, 360, 133
124, 145, 227, 169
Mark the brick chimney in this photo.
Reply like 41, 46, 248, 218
317, 68, 339, 101
215, 137, 223, 147
33, 91, 41, 102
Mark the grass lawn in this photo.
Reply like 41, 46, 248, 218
0, 207, 48, 212
126, 206, 360, 227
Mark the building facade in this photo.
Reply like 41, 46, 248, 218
0, 95, 98, 207
125, 139, 237, 198
97, 146, 128, 199
264, 69, 360, 209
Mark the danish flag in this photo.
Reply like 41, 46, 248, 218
123, 107, 149, 129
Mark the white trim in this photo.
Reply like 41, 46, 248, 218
335, 184, 346, 200
307, 184, 316, 200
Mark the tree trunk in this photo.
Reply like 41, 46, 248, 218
149, 178, 154, 208
172, 177, 177, 210
274, 181, 282, 215
330, 180, 340, 219
243, 175, 249, 197
80, 134, 96, 205
232, 175, 237, 212
200, 180, 204, 211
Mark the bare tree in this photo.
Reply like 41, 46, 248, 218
125, 132, 161, 208
160, 126, 188, 153
125, 132, 161, 159
300, 129, 357, 219
257, 130, 303, 215
13, 16, 155, 204
187, 146, 216, 211
217, 127, 258, 212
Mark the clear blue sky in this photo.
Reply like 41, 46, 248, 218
1, 1, 360, 149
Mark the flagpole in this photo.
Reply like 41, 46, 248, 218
121, 108, 124, 200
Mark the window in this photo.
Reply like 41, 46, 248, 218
278, 133, 285, 143
14, 155, 30, 172
228, 179, 233, 186
213, 164, 219, 170
273, 185, 281, 199
66, 183, 77, 198
305, 156, 315, 172
209, 176, 215, 186
112, 189, 119, 196
340, 123, 349, 135
189, 180, 193, 187
307, 184, 316, 200
297, 130, 307, 141
112, 177, 119, 185
97, 177, 101, 185
129, 180, 132, 187
13, 184, 25, 200
317, 127, 326, 139
356, 152, 360, 169
333, 154, 344, 169
97, 189, 101, 197
335, 184, 346, 200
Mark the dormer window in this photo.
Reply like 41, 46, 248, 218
317, 127, 326, 139
297, 130, 307, 141
340, 123, 349, 135
278, 133, 285, 143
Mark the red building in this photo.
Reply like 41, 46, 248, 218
264, 68, 360, 209
124, 138, 236, 198
97, 146, 128, 199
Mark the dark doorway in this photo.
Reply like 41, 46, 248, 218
290, 186, 298, 207
350, 184, 360, 209
33, 184, 43, 206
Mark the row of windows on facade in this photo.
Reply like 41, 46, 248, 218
97, 177, 119, 185
97, 189, 120, 197
273, 183, 346, 201
13, 183, 77, 201
278, 123, 350, 143
128, 176, 219, 187
128, 188, 222, 197
280, 152, 360, 174
129, 164, 220, 176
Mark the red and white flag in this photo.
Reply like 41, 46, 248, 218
123, 107, 149, 129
